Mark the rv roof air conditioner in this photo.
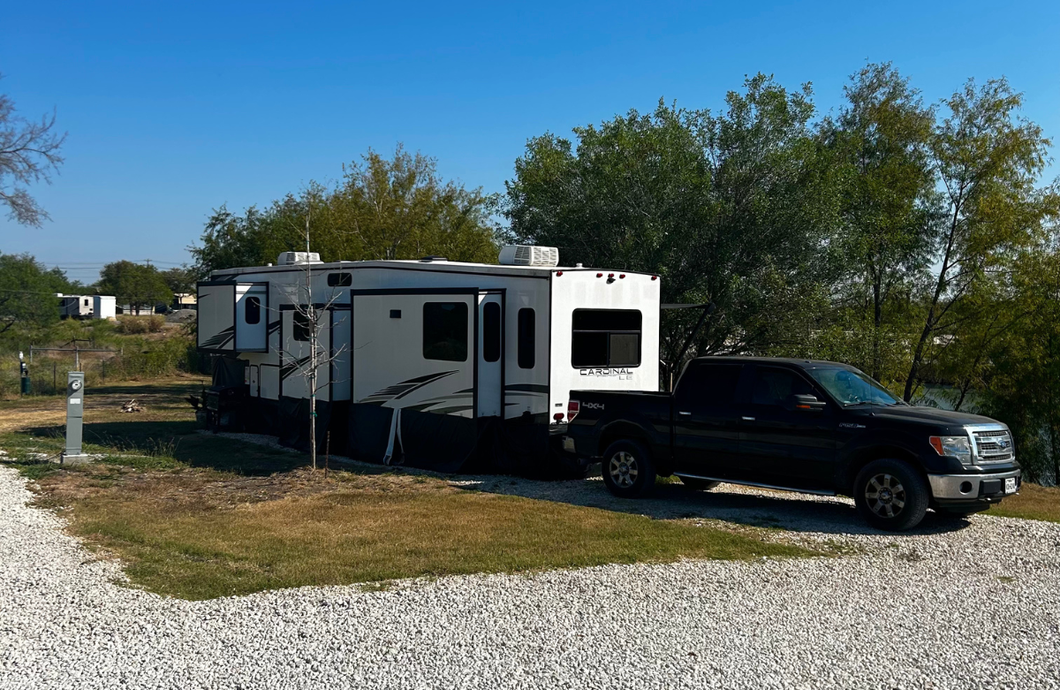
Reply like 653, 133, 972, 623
276, 251, 322, 266
498, 245, 559, 267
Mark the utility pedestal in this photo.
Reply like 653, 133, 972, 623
62, 371, 91, 465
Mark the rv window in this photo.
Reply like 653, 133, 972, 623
245, 296, 261, 325
571, 309, 642, 367
423, 302, 468, 362
327, 272, 353, 287
518, 308, 535, 369
483, 302, 501, 362
293, 311, 312, 342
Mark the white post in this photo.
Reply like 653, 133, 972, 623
306, 214, 317, 471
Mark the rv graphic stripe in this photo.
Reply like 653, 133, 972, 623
360, 371, 458, 404
281, 355, 315, 381
201, 326, 235, 349
504, 383, 549, 394
402, 402, 474, 415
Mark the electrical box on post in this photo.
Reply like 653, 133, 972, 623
63, 371, 89, 464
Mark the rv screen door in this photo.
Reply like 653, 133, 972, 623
477, 291, 504, 418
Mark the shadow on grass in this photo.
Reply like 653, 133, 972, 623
451, 470, 974, 538
209, 432, 972, 538
21, 420, 308, 476
90, 382, 207, 398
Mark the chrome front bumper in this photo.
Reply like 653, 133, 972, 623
928, 470, 1021, 500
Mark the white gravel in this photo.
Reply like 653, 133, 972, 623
2, 465, 1059, 690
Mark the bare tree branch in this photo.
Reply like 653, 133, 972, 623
0, 78, 67, 227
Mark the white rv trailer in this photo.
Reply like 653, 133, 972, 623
58, 294, 95, 319
196, 247, 661, 474
58, 294, 117, 320
93, 295, 117, 319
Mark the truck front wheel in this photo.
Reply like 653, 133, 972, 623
601, 440, 656, 498
853, 459, 930, 532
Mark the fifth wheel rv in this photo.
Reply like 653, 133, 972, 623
196, 246, 661, 476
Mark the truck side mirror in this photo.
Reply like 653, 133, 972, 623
787, 394, 826, 412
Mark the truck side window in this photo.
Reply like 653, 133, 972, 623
752, 368, 814, 406
675, 364, 742, 405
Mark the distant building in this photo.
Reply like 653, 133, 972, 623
173, 292, 197, 310
58, 294, 116, 320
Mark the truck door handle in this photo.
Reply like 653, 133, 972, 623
741, 416, 756, 422
678, 410, 692, 416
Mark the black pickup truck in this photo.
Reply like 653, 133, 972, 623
562, 357, 1021, 531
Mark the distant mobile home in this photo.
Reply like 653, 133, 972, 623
58, 294, 116, 320
196, 247, 661, 475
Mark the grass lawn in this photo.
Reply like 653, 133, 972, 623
989, 482, 1060, 523
0, 378, 813, 600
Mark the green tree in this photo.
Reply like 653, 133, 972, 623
0, 253, 72, 336
190, 147, 498, 276
504, 76, 844, 380
160, 266, 195, 296
903, 78, 1055, 401
822, 63, 938, 381
98, 261, 172, 315
975, 236, 1060, 484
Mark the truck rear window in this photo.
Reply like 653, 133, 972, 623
571, 309, 641, 367
675, 363, 742, 404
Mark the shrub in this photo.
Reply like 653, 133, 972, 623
114, 316, 165, 334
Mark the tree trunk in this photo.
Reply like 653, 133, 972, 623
906, 195, 962, 402
872, 271, 882, 380
904, 313, 934, 402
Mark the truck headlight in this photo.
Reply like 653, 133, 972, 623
929, 436, 972, 463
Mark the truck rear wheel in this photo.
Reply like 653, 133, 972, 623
601, 440, 656, 498
678, 476, 721, 491
854, 459, 930, 532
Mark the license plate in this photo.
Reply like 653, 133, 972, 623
1004, 477, 1018, 494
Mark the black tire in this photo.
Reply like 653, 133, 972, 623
853, 458, 930, 532
678, 476, 721, 491
601, 439, 656, 498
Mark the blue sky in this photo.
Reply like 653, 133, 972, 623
2, 0, 1058, 284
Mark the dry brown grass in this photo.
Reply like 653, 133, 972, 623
990, 482, 1060, 523
1, 378, 815, 600
28, 463, 813, 600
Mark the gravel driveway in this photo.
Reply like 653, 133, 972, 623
2, 465, 1058, 690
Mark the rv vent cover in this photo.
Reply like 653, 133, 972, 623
276, 251, 322, 266
498, 245, 559, 267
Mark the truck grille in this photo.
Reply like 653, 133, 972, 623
973, 429, 1015, 464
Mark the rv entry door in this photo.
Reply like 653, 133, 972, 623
477, 291, 504, 418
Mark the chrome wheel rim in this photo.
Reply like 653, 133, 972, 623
865, 473, 906, 518
608, 451, 639, 489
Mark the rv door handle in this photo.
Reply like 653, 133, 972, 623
741, 416, 756, 422
678, 410, 692, 416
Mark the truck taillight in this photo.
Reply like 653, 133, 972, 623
567, 400, 580, 421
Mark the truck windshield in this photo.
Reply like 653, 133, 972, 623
808, 367, 903, 407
